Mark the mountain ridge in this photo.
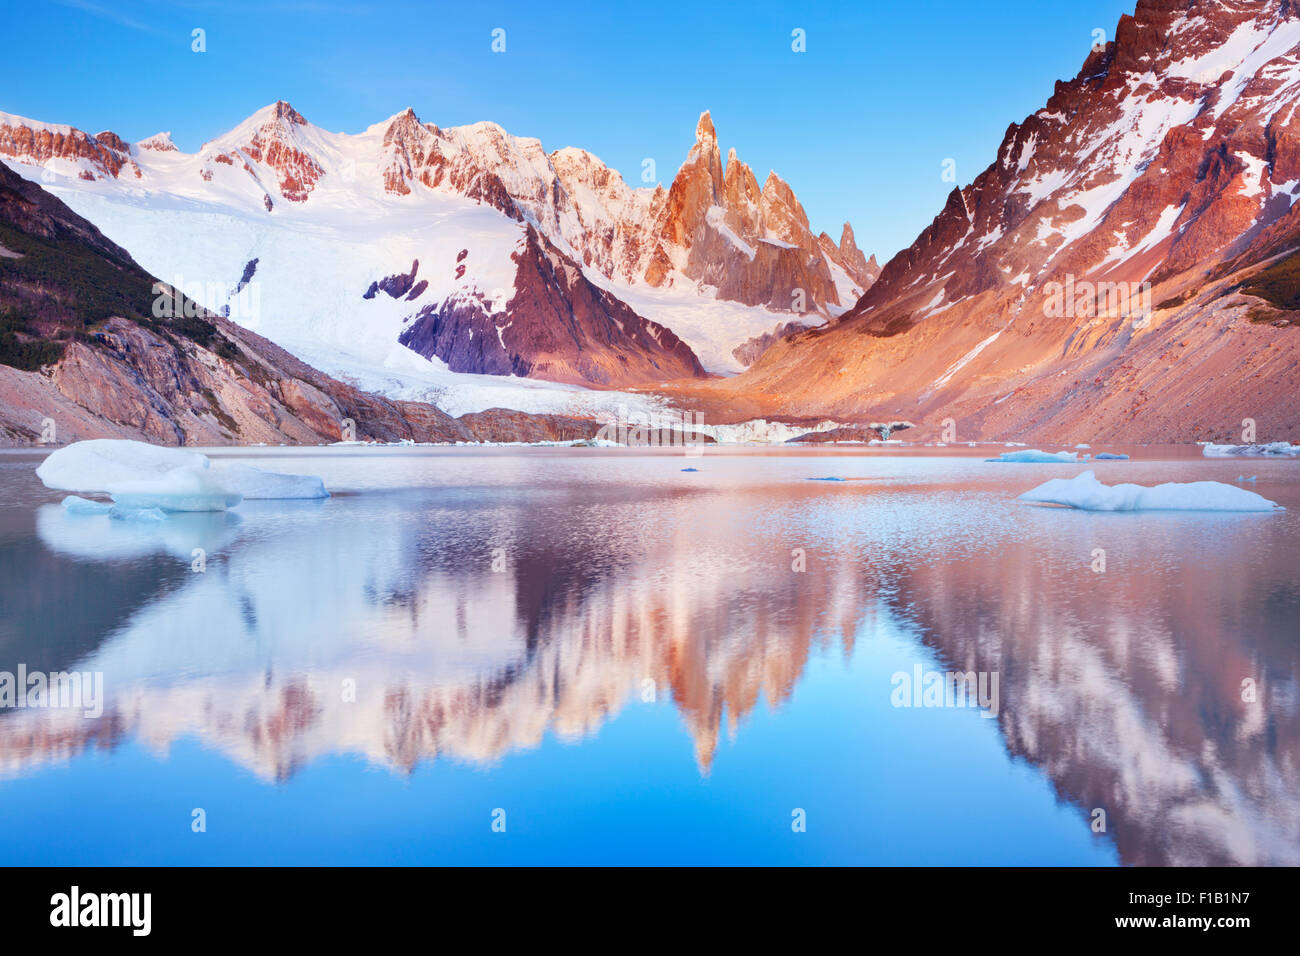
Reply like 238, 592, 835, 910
0, 101, 875, 390
721, 0, 1300, 442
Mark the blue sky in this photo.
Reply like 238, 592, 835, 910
5, 0, 1135, 260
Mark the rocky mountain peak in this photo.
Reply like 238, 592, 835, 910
269, 100, 307, 126
206, 99, 325, 203
695, 110, 717, 145
137, 132, 178, 152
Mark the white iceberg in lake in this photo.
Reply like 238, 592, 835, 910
1202, 442, 1300, 458
986, 449, 1079, 463
37, 440, 207, 490
37, 440, 328, 512
1019, 470, 1282, 512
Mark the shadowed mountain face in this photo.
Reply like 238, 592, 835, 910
399, 226, 707, 386
1, 449, 1296, 865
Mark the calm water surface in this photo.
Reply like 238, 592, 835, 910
0, 445, 1296, 865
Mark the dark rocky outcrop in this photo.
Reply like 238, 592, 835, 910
399, 226, 707, 387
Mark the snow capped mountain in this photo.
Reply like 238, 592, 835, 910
0, 101, 874, 398
738, 0, 1300, 442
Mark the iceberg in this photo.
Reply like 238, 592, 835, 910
1019, 470, 1282, 512
1094, 452, 1130, 460
36, 440, 328, 507
1202, 442, 1300, 457
986, 449, 1079, 463
38, 440, 208, 491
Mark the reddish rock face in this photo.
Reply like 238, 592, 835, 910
643, 112, 872, 313
236, 102, 323, 203
0, 118, 135, 180
398, 226, 707, 387
728, 0, 1300, 441
370, 106, 873, 319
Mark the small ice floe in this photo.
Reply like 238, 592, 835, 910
1019, 470, 1282, 512
681, 467, 699, 472
1237, 475, 1257, 483
1094, 452, 1130, 460
1075, 443, 1091, 449
807, 476, 847, 482
1202, 442, 1300, 457
986, 449, 1079, 463
61, 495, 112, 515
37, 439, 328, 513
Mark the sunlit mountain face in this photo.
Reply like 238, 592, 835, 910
0, 446, 1296, 865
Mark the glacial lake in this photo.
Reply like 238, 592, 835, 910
0, 445, 1296, 866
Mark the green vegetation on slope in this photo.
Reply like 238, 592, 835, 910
1240, 250, 1300, 310
0, 221, 242, 369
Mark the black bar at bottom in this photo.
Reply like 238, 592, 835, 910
0, 865, 1289, 940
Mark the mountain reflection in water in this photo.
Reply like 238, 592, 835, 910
0, 448, 1296, 865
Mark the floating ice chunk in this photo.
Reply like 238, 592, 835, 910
1094, 452, 1130, 460
1075, 443, 1091, 448
109, 466, 242, 513
681, 467, 699, 472
61, 495, 113, 515
1019, 470, 1282, 512
1202, 442, 1300, 457
36, 440, 328, 505
808, 476, 847, 481
986, 449, 1079, 463
1236, 475, 1257, 482
211, 463, 329, 499
38, 440, 208, 491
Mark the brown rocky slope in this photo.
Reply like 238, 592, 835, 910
719, 0, 1300, 443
